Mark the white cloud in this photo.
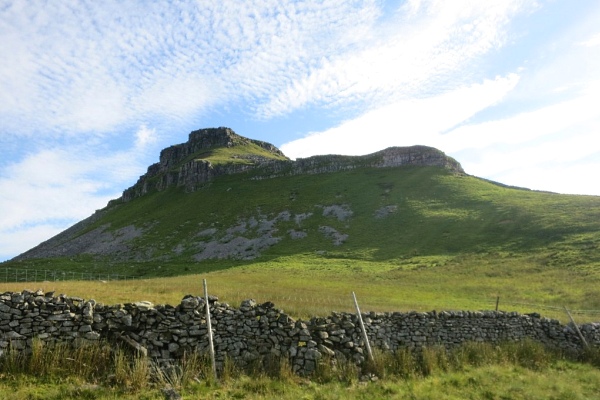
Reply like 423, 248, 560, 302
0, 0, 384, 137
465, 137, 600, 195
0, 149, 116, 229
0, 0, 532, 137
440, 81, 600, 153
256, 0, 529, 118
443, 84, 600, 195
281, 74, 520, 158
496, 161, 600, 196
579, 32, 600, 47
135, 125, 158, 148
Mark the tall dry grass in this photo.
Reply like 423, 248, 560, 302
1, 338, 599, 394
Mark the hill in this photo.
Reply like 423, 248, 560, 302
6, 127, 600, 287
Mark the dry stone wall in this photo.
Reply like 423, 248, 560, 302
1, 290, 598, 375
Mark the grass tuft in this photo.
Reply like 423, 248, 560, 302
2, 339, 600, 399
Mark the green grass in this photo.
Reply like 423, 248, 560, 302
2, 341, 600, 399
9, 166, 600, 271
3, 255, 599, 324
191, 141, 289, 166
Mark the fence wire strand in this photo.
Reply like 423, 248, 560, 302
2, 267, 600, 321
1, 267, 137, 283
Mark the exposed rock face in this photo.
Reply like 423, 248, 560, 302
244, 147, 464, 183
14, 220, 146, 261
121, 127, 288, 201
12, 205, 351, 262
119, 127, 464, 202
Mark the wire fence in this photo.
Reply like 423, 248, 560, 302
1, 267, 138, 283
497, 300, 600, 317
2, 267, 600, 322
222, 291, 600, 321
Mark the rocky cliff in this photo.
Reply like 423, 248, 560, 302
252, 145, 465, 179
121, 127, 288, 201
120, 127, 464, 202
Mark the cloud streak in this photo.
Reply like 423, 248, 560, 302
281, 74, 520, 158
1, 0, 532, 137
256, 0, 530, 118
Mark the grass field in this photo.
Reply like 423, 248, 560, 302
3, 249, 600, 324
3, 364, 600, 399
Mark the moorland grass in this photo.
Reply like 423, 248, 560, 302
1, 340, 600, 399
3, 250, 600, 323
3, 165, 600, 397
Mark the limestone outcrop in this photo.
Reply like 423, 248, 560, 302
119, 127, 464, 202
121, 127, 288, 201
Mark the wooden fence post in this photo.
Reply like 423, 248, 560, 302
564, 306, 589, 348
203, 279, 218, 381
352, 292, 374, 362
495, 296, 500, 311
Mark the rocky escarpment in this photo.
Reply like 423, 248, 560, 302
121, 127, 288, 201
119, 127, 464, 202
250, 145, 464, 180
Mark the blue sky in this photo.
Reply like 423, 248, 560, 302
1, 0, 599, 261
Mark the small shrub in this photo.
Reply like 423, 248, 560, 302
363, 348, 390, 379
219, 355, 242, 382
452, 342, 498, 368
579, 346, 600, 367
0, 339, 116, 381
416, 346, 450, 376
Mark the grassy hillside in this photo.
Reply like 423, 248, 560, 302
5, 164, 600, 321
8, 164, 600, 271
193, 142, 289, 165
3, 160, 600, 398
172, 138, 289, 168
62, 166, 600, 260
54, 166, 600, 262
